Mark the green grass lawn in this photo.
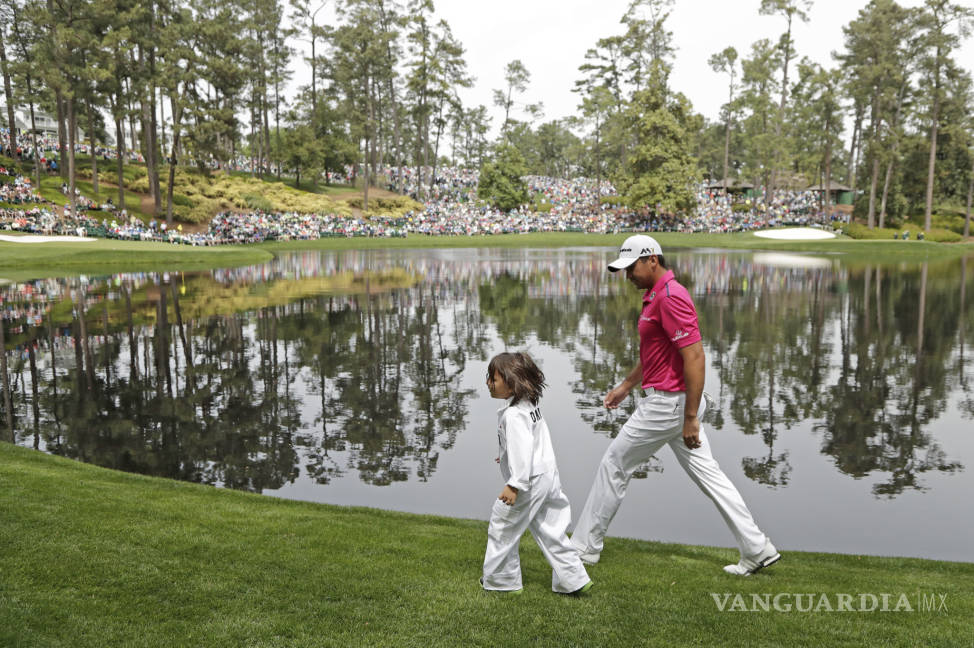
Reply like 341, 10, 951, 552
0, 443, 970, 647
0, 237, 271, 282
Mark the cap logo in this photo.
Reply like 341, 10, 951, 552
640, 247, 653, 255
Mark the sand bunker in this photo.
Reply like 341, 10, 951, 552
0, 234, 96, 243
753, 227, 837, 241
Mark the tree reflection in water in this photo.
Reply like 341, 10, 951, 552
2, 249, 972, 499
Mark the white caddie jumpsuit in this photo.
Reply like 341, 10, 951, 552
482, 399, 591, 593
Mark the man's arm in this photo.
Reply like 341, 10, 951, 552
604, 361, 642, 409
678, 341, 705, 449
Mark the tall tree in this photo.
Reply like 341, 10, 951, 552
738, 38, 781, 191
289, 0, 329, 130
331, 0, 396, 209
760, 0, 812, 197
708, 46, 739, 186
492, 59, 540, 138
837, 0, 914, 227
5, 0, 44, 190
617, 61, 698, 215
0, 11, 18, 147
918, 0, 973, 232
620, 0, 676, 84
791, 60, 844, 217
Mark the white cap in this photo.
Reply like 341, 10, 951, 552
607, 234, 663, 272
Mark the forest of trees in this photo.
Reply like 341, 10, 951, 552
0, 0, 972, 229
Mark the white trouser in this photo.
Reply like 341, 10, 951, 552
483, 470, 591, 593
571, 390, 768, 561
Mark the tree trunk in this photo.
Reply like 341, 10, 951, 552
88, 100, 99, 198
363, 75, 373, 211
115, 108, 126, 214
26, 77, 41, 190
964, 158, 972, 238
595, 115, 602, 199
310, 34, 318, 130
250, 98, 260, 177
274, 78, 282, 179
166, 93, 182, 225
865, 90, 881, 228
149, 45, 161, 214
67, 97, 77, 219
158, 86, 165, 161
867, 156, 880, 230
879, 157, 894, 229
823, 133, 832, 222
770, 15, 794, 197
0, 30, 17, 149
924, 47, 942, 233
262, 89, 271, 180
722, 115, 731, 186
848, 105, 862, 191
56, 92, 68, 182
924, 114, 938, 233
362, 138, 370, 211
430, 102, 445, 198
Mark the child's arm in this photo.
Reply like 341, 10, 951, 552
500, 410, 533, 504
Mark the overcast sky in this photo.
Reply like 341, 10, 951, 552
288, 0, 974, 137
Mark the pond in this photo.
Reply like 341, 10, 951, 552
2, 247, 972, 562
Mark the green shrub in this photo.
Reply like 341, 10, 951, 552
242, 193, 273, 211
171, 193, 195, 208
599, 195, 624, 206
342, 196, 421, 213
842, 222, 962, 242
186, 199, 222, 224
732, 203, 750, 213
129, 177, 150, 194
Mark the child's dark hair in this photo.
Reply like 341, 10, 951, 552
488, 351, 546, 406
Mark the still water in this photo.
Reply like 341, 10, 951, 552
2, 247, 972, 562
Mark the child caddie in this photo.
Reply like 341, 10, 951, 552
482, 351, 593, 595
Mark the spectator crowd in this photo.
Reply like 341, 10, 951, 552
4, 138, 845, 246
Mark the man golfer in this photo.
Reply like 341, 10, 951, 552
570, 235, 780, 576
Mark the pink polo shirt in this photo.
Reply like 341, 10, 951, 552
637, 270, 702, 392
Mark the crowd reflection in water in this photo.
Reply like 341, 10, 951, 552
1, 251, 971, 498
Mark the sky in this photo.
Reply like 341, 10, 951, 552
286, 0, 974, 137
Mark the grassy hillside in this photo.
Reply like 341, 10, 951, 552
1, 443, 971, 647
2, 154, 422, 224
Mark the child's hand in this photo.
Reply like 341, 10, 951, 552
498, 485, 518, 505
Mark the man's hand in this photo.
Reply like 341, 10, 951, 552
603, 385, 630, 409
498, 485, 518, 505
683, 414, 701, 449
605, 363, 643, 409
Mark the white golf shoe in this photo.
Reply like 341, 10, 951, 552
723, 541, 780, 576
